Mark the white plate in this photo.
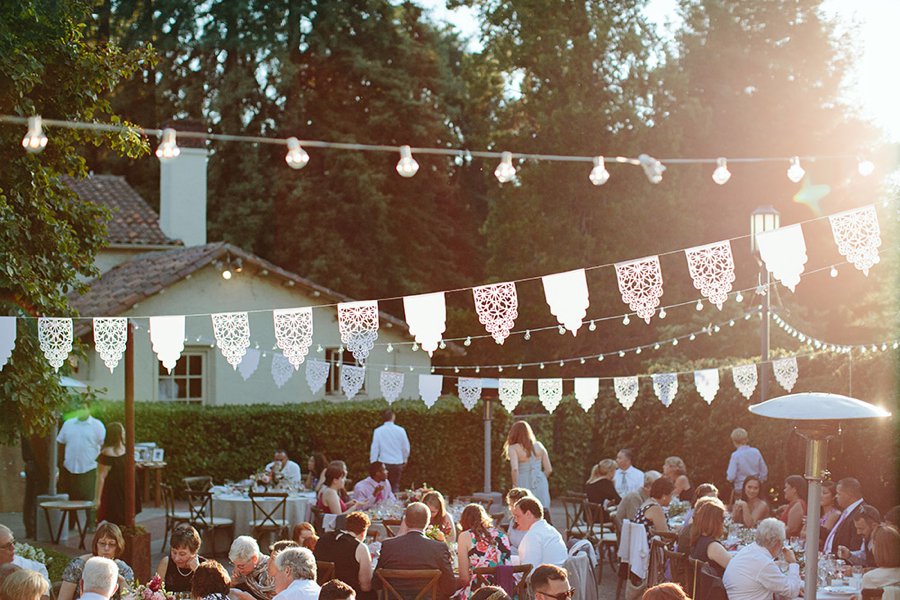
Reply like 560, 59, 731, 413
822, 585, 857, 595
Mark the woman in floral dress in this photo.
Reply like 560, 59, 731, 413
454, 504, 512, 600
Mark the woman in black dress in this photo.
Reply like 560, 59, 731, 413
585, 459, 621, 506
157, 526, 207, 594
96, 422, 140, 525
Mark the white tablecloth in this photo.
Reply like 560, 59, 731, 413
212, 492, 315, 537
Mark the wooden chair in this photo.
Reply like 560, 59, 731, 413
316, 561, 335, 585
374, 568, 442, 600
310, 506, 325, 533
249, 491, 289, 546
687, 558, 704, 600
663, 548, 690, 590
184, 489, 234, 556
472, 564, 532, 599
583, 500, 618, 583
182, 475, 213, 492
456, 495, 493, 511
648, 537, 670, 587
566, 491, 588, 500
161, 483, 191, 549
382, 519, 402, 538
652, 530, 678, 548
861, 590, 884, 600
560, 496, 587, 541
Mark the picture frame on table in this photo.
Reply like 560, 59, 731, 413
152, 448, 165, 462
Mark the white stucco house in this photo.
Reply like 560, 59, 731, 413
66, 143, 438, 404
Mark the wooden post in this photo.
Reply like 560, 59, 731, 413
124, 321, 135, 527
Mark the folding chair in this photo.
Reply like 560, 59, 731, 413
249, 491, 289, 546
375, 568, 441, 600
316, 561, 335, 585
472, 564, 532, 599
161, 483, 191, 549
184, 489, 234, 556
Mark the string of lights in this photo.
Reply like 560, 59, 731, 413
772, 312, 900, 354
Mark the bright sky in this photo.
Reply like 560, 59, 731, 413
413, 0, 900, 142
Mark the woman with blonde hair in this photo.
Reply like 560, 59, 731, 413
585, 459, 621, 508
663, 456, 693, 502
454, 504, 512, 599
0, 569, 48, 600
503, 421, 552, 512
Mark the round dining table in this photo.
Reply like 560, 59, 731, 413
211, 490, 315, 537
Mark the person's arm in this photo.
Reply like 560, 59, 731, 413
508, 445, 519, 487
732, 501, 746, 526
156, 556, 169, 580
757, 450, 768, 482
749, 501, 769, 528
436, 543, 457, 598
370, 429, 380, 463
726, 452, 737, 484
356, 542, 373, 591
456, 532, 472, 585
57, 582, 77, 600
538, 442, 553, 477
707, 541, 732, 571
519, 533, 540, 569
786, 502, 803, 537
95, 457, 111, 503
445, 514, 457, 543
401, 429, 410, 463
759, 548, 801, 599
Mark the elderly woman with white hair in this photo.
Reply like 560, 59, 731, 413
723, 518, 801, 600
228, 536, 274, 600
271, 548, 320, 600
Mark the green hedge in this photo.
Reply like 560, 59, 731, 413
93, 352, 898, 509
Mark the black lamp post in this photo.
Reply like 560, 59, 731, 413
750, 206, 780, 401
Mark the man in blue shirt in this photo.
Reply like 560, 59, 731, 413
726, 428, 768, 501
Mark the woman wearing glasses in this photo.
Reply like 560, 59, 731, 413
58, 521, 135, 600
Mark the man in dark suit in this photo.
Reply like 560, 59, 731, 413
375, 502, 456, 600
838, 505, 882, 566
823, 477, 865, 554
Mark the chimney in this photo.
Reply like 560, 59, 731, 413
159, 119, 208, 246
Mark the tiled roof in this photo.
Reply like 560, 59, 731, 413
62, 175, 180, 246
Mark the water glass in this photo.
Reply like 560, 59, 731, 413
850, 566, 863, 591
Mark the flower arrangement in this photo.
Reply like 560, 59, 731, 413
666, 499, 691, 518
402, 483, 434, 503
126, 574, 174, 600
14, 542, 50, 568
424, 524, 446, 542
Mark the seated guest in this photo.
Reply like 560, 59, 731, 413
353, 462, 396, 509
530, 564, 571, 600
156, 525, 206, 594
292, 523, 318, 551
470, 587, 511, 600
455, 504, 512, 599
514, 497, 567, 567
0, 524, 49, 586
317, 462, 359, 515
80, 557, 119, 600
313, 511, 373, 598
191, 560, 232, 600
60, 521, 135, 600
723, 518, 800, 600
375, 502, 456, 599
677, 494, 721, 554
271, 548, 320, 600
682, 483, 719, 525
633, 476, 675, 544
837, 505, 882, 567
585, 459, 621, 510
616, 471, 662, 530
306, 453, 329, 491
266, 450, 303, 488
319, 579, 356, 600
731, 477, 769, 529
689, 498, 731, 577
267, 541, 299, 581
504, 488, 533, 553
861, 524, 900, 589
642, 582, 690, 600
0, 568, 48, 600
824, 477, 867, 555
228, 536, 273, 600
614, 448, 645, 498
818, 480, 842, 540
778, 475, 807, 538
663, 457, 693, 503
423, 491, 457, 543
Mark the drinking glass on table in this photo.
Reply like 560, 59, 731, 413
849, 566, 863, 591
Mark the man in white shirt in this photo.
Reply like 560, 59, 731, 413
272, 547, 321, 600
369, 410, 410, 493
79, 556, 119, 600
613, 448, 644, 498
56, 403, 105, 517
265, 450, 303, 487
0, 524, 50, 586
723, 518, 801, 600
514, 497, 567, 567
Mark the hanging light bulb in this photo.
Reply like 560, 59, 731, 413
558, 360, 564, 367
539, 363, 545, 369
589, 156, 610, 186
622, 314, 630, 326
498, 365, 504, 372
221, 268, 232, 280
396, 145, 419, 177
735, 291, 744, 303
618, 351, 626, 357
475, 366, 481, 373
411, 342, 419, 352
517, 363, 523, 370
524, 330, 531, 341
494, 151, 516, 183
285, 137, 310, 169
439, 340, 447, 350
558, 325, 566, 335
729, 319, 735, 327
430, 366, 435, 373
316, 344, 323, 353
712, 157, 731, 185
638, 154, 666, 184
386, 343, 394, 353
635, 347, 642, 354
588, 320, 597, 332
155, 128, 180, 162
598, 355, 605, 361
464, 336, 472, 347
658, 307, 667, 319
21, 116, 48, 153
787, 156, 805, 183
830, 266, 838, 278
696, 299, 704, 311
672, 338, 679, 346
689, 333, 696, 341
454, 366, 460, 373
580, 358, 586, 364
857, 158, 875, 177
654, 343, 660, 350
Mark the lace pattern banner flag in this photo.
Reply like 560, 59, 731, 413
0, 317, 14, 371
341, 364, 366, 400
212, 312, 251, 369
829, 205, 881, 275
694, 368, 720, 405
542, 269, 589, 335
403, 292, 446, 356
773, 356, 799, 392
418, 374, 443, 408
614, 376, 639, 410
271, 352, 294, 388
756, 225, 808, 292
305, 358, 330, 394
38, 317, 73, 372
273, 307, 313, 369
93, 317, 127, 373
499, 378, 523, 412
574, 377, 600, 411
338, 300, 379, 363
380, 371, 404, 404
615, 256, 663, 323
538, 378, 563, 413
457, 377, 482, 411
652, 373, 678, 407
473, 282, 519, 344
150, 315, 185, 374
238, 348, 260, 381
732, 364, 758, 399
685, 241, 735, 309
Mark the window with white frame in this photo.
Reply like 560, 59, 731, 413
157, 350, 207, 403
324, 347, 366, 396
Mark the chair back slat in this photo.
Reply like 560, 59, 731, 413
250, 491, 288, 528
663, 549, 689, 590
183, 476, 213, 492
375, 569, 441, 600
382, 519, 402, 538
185, 489, 214, 528
561, 496, 586, 540
472, 564, 532, 599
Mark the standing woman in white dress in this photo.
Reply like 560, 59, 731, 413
503, 421, 552, 515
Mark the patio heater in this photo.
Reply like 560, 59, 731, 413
749, 392, 891, 600
750, 205, 779, 402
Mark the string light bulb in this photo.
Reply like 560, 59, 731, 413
22, 116, 48, 153
696, 299, 704, 311
735, 291, 744, 303
857, 158, 875, 177
464, 336, 472, 347
156, 128, 180, 162
638, 154, 666, 184
396, 145, 419, 177
712, 157, 731, 185
622, 314, 630, 326
558, 325, 566, 335
588, 320, 597, 332
221, 268, 232, 280
830, 266, 838, 278
285, 137, 310, 169
598, 355, 605, 361
787, 156, 805, 183
494, 151, 516, 183
524, 330, 531, 340
386, 343, 393, 353
658, 307, 666, 319
589, 156, 610, 186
